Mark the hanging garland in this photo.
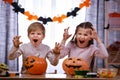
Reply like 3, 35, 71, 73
3, 0, 91, 24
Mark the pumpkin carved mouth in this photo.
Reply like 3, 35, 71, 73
25, 65, 34, 69
65, 64, 82, 69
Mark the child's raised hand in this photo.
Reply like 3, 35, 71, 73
63, 27, 72, 41
13, 36, 22, 48
91, 28, 98, 40
53, 42, 61, 54
91, 27, 102, 44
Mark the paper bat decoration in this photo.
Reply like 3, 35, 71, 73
38, 17, 52, 24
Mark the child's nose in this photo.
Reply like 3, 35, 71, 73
80, 35, 85, 40
80, 35, 84, 38
34, 34, 38, 37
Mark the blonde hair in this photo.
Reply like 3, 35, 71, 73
27, 22, 45, 36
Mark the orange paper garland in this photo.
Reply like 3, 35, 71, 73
3, 0, 91, 24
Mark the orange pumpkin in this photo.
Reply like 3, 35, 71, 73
62, 57, 89, 75
24, 56, 47, 75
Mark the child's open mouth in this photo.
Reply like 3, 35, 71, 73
33, 39, 38, 42
79, 40, 85, 44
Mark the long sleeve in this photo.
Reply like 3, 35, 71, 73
59, 43, 70, 59
47, 51, 59, 66
94, 43, 109, 58
8, 46, 22, 60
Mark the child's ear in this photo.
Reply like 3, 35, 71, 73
28, 34, 30, 39
43, 35, 45, 39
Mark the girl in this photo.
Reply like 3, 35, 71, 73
56, 22, 109, 70
8, 22, 59, 74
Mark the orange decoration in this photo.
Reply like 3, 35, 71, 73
31, 15, 38, 20
3, 0, 90, 23
109, 12, 120, 17
62, 57, 89, 75
24, 11, 31, 16
79, 0, 90, 8
24, 56, 47, 75
52, 14, 67, 23
24, 11, 38, 20
79, 4, 84, 9
3, 0, 13, 4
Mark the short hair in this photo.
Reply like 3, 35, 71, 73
27, 22, 45, 36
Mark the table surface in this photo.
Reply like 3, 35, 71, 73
0, 73, 119, 80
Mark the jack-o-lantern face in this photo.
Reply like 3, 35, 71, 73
24, 56, 47, 75
0, 63, 9, 73
62, 57, 89, 75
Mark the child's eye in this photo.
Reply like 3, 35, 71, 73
38, 33, 42, 35
31, 33, 35, 35
78, 33, 81, 35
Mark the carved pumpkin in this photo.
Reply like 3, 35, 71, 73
0, 63, 9, 72
24, 56, 47, 75
62, 57, 89, 75
0, 63, 9, 77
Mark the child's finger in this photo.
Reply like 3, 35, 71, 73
64, 27, 69, 33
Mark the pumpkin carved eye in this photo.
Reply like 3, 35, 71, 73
62, 57, 89, 75
30, 58, 35, 63
24, 56, 47, 75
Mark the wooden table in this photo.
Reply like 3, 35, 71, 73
0, 74, 119, 80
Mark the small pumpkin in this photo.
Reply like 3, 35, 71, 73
0, 63, 9, 77
0, 63, 9, 71
24, 56, 47, 75
62, 57, 89, 75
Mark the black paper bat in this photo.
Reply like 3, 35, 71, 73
11, 2, 24, 13
67, 7, 80, 17
38, 17, 52, 24
104, 24, 109, 29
